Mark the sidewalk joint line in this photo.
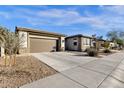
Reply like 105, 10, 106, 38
110, 76, 124, 84
60, 73, 88, 88
78, 66, 110, 75
97, 54, 124, 88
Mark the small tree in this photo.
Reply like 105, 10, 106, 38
106, 30, 124, 49
116, 39, 124, 49
12, 33, 25, 65
96, 36, 103, 40
106, 31, 118, 41
0, 26, 24, 66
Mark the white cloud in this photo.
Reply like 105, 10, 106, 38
1, 5, 124, 33
38, 9, 80, 18
33, 8, 102, 26
0, 11, 11, 19
82, 6, 124, 32
100, 5, 124, 15
0, 6, 107, 27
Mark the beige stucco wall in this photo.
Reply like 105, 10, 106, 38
66, 37, 79, 51
18, 31, 65, 53
60, 37, 65, 51
19, 31, 28, 48
81, 37, 91, 51
109, 42, 115, 47
18, 31, 29, 54
0, 47, 4, 57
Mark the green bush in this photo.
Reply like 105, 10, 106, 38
87, 48, 98, 57
103, 42, 110, 48
103, 49, 111, 53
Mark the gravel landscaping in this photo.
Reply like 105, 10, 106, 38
0, 56, 57, 88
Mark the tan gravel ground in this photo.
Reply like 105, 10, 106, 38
0, 56, 57, 88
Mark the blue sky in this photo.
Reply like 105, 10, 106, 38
0, 5, 124, 39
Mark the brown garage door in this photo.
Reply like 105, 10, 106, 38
30, 38, 57, 53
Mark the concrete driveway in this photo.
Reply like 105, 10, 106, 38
22, 51, 124, 88
32, 52, 98, 72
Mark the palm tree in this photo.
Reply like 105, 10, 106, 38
0, 26, 8, 44
0, 26, 10, 66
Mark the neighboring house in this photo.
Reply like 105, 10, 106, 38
95, 39, 106, 50
109, 42, 115, 49
109, 41, 118, 49
65, 34, 95, 51
16, 27, 66, 53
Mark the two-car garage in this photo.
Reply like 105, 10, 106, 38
30, 37, 57, 53
16, 27, 65, 54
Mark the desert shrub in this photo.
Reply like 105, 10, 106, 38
103, 49, 111, 53
103, 42, 110, 48
85, 46, 95, 52
87, 48, 98, 57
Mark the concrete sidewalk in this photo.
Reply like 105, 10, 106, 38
21, 52, 124, 88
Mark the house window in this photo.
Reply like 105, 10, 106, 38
73, 38, 77, 40
73, 42, 77, 46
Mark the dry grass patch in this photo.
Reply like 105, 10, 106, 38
0, 56, 57, 88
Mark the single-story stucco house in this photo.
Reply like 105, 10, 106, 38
109, 41, 118, 49
65, 34, 117, 51
0, 27, 66, 56
95, 39, 117, 50
95, 39, 106, 50
16, 27, 66, 54
0, 27, 117, 57
65, 34, 95, 51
